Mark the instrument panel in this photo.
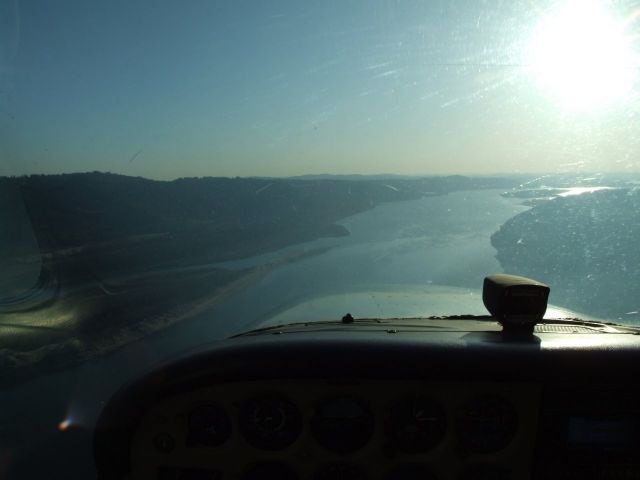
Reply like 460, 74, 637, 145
131, 380, 540, 480
95, 322, 640, 479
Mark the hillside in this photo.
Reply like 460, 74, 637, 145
491, 188, 640, 319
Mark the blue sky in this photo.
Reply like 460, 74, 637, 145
1, 0, 639, 179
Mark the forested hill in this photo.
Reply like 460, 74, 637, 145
491, 188, 640, 319
3, 172, 516, 271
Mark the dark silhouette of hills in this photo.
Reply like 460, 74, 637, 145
491, 188, 640, 319
10, 172, 517, 273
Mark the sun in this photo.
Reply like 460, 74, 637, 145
527, 0, 638, 110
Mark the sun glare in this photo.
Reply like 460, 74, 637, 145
528, 0, 638, 109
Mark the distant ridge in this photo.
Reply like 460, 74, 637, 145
287, 173, 426, 181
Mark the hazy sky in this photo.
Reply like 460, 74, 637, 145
1, 0, 639, 179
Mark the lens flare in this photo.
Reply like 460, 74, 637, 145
57, 418, 72, 432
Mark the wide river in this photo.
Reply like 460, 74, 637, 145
1, 189, 528, 478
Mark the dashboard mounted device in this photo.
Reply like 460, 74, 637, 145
483, 274, 550, 335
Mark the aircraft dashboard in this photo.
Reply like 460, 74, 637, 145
94, 320, 640, 480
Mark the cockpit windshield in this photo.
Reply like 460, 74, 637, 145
1, 1, 640, 477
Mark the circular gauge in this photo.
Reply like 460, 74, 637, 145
311, 397, 374, 454
243, 462, 298, 480
385, 464, 437, 480
458, 464, 510, 480
455, 395, 517, 454
314, 463, 368, 480
186, 404, 232, 447
386, 397, 446, 453
239, 395, 302, 450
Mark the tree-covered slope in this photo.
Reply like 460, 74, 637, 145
491, 189, 640, 319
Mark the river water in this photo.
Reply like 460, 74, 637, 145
213, 189, 527, 325
1, 189, 527, 478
